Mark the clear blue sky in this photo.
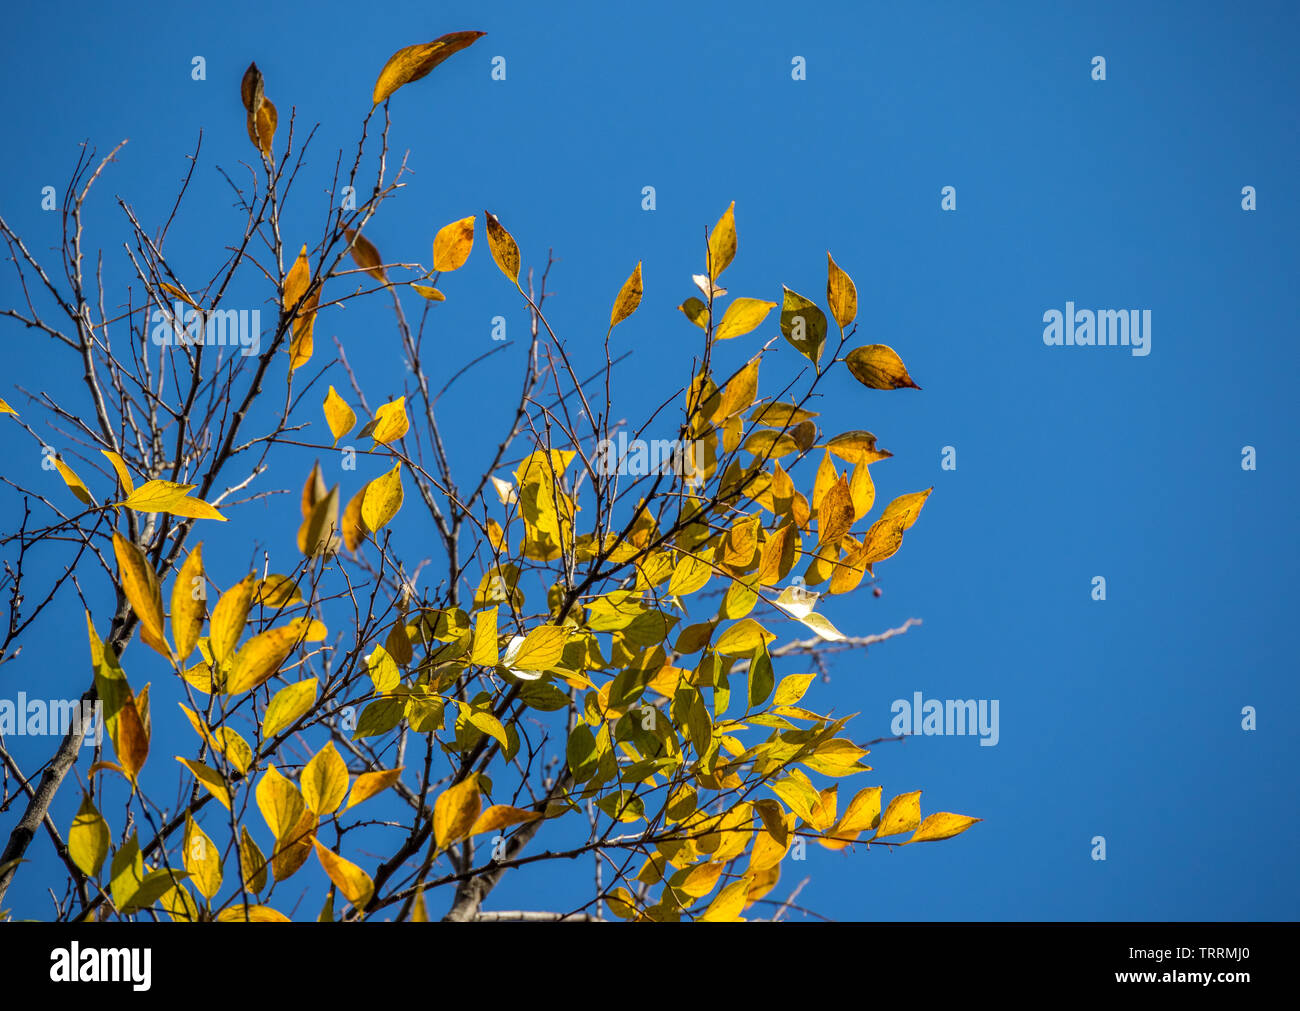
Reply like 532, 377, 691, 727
1, 0, 1297, 920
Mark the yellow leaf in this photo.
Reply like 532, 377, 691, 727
484, 210, 520, 284
361, 462, 403, 532
699, 878, 750, 921
845, 344, 921, 390
470, 804, 542, 837
317, 388, 356, 451
707, 201, 737, 281
312, 839, 374, 907
507, 625, 569, 671
879, 488, 933, 532
718, 355, 760, 420
283, 244, 311, 313
111, 533, 169, 660
183, 815, 222, 900
818, 473, 854, 548
779, 286, 828, 368
100, 449, 135, 495
256, 764, 305, 841
748, 402, 818, 428
610, 261, 643, 327
714, 618, 775, 657
246, 97, 277, 159
826, 252, 858, 330
225, 618, 326, 695
372, 31, 487, 105
298, 484, 340, 557
342, 486, 369, 552
288, 282, 319, 372
823, 430, 892, 467
301, 743, 349, 816
471, 607, 499, 666
171, 544, 205, 661
240, 827, 268, 894
370, 397, 409, 445
410, 283, 446, 301
346, 767, 404, 810
209, 575, 255, 667
0, 398, 16, 415
432, 215, 476, 271
68, 795, 110, 877
714, 298, 776, 341
176, 757, 231, 810
215, 904, 290, 922
679, 297, 709, 329
53, 457, 95, 506
908, 812, 982, 844
121, 479, 225, 521
262, 678, 318, 740
301, 462, 327, 520
344, 229, 387, 284
433, 777, 482, 849
668, 553, 713, 597
873, 790, 922, 839
254, 574, 303, 609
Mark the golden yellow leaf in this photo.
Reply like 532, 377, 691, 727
878, 488, 933, 532
371, 30, 487, 105
409, 283, 446, 301
53, 457, 95, 506
301, 743, 349, 816
826, 251, 857, 330
283, 244, 311, 312
471, 607, 499, 666
818, 473, 855, 548
254, 573, 303, 608
679, 297, 709, 329
823, 430, 892, 466
247, 98, 277, 159
370, 397, 409, 445
225, 618, 326, 695
747, 402, 818, 428
121, 479, 225, 521
68, 795, 110, 877
699, 878, 750, 921
0, 398, 17, 415
345, 767, 404, 810
715, 618, 775, 656
432, 215, 475, 271
873, 790, 922, 839
779, 286, 828, 368
298, 484, 340, 557
301, 462, 327, 520
714, 298, 776, 341
718, 355, 760, 419
433, 777, 482, 850
845, 344, 921, 390
508, 625, 569, 671
707, 201, 737, 281
183, 815, 222, 900
668, 552, 713, 597
907, 812, 982, 844
171, 544, 205, 661
361, 462, 403, 531
470, 804, 543, 837
341, 485, 368, 551
100, 449, 134, 495
176, 757, 231, 810
610, 261, 643, 327
111, 533, 169, 659
312, 839, 374, 907
215, 904, 290, 922
209, 575, 256, 667
262, 678, 318, 740
256, 764, 305, 841
240, 826, 268, 894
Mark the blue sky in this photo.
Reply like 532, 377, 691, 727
1, 0, 1297, 920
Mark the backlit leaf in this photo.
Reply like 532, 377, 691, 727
610, 261, 643, 327
432, 215, 475, 271
845, 344, 921, 390
372, 31, 487, 105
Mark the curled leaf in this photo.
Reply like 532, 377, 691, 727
372, 31, 487, 105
